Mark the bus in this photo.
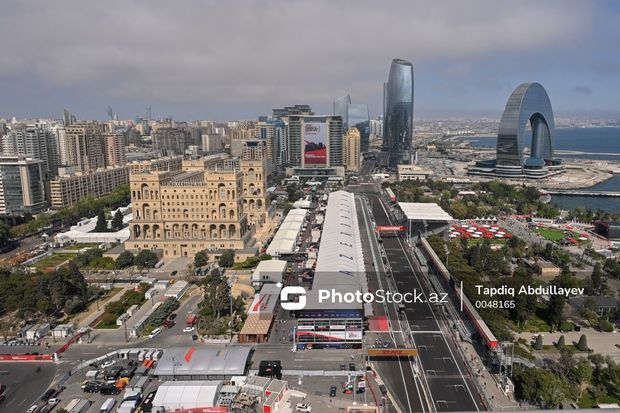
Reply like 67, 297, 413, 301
385, 187, 397, 203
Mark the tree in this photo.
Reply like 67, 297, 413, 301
218, 249, 235, 268
94, 210, 108, 232
0, 222, 10, 247
533, 334, 544, 350
590, 263, 603, 293
116, 251, 135, 268
576, 334, 589, 351
557, 335, 566, 348
546, 294, 565, 331
194, 250, 209, 268
134, 250, 158, 268
111, 210, 124, 231
570, 359, 593, 401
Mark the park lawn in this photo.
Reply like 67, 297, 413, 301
95, 320, 119, 329
578, 390, 619, 408
534, 227, 566, 241
32, 253, 74, 269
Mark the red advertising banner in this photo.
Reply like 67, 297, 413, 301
375, 225, 406, 232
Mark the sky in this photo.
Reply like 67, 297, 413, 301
0, 0, 619, 121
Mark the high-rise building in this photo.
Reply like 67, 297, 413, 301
152, 127, 192, 155
255, 119, 287, 174
201, 133, 223, 153
343, 127, 361, 173
285, 115, 343, 168
333, 95, 351, 130
272, 105, 313, 117
347, 104, 370, 153
103, 131, 127, 166
64, 122, 106, 172
2, 123, 59, 177
384, 59, 414, 167
0, 155, 46, 216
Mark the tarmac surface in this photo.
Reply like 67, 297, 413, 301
355, 178, 483, 412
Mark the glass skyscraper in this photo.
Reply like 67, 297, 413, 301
333, 95, 351, 130
384, 58, 414, 167
347, 103, 370, 153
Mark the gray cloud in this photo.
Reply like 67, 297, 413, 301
572, 85, 593, 95
0, 0, 604, 117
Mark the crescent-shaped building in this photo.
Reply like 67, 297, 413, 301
469, 82, 563, 178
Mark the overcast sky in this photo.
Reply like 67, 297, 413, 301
1, 0, 619, 121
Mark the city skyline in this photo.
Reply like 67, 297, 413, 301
0, 1, 619, 121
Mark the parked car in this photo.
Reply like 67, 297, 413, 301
183, 326, 195, 333
148, 328, 162, 338
330, 386, 337, 398
47, 398, 60, 406
40, 388, 55, 401
296, 403, 312, 412
101, 360, 115, 368
26, 406, 38, 413
349, 363, 356, 371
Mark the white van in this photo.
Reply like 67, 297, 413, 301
148, 328, 162, 339
137, 349, 147, 362
99, 398, 116, 413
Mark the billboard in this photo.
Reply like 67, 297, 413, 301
303, 121, 327, 166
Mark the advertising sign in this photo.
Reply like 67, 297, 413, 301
376, 225, 406, 233
303, 122, 327, 166
368, 348, 418, 357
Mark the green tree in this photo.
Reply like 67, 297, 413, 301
194, 250, 209, 268
576, 334, 589, 351
570, 359, 593, 401
116, 251, 135, 268
134, 250, 158, 268
0, 222, 11, 247
533, 334, 544, 350
218, 249, 235, 268
111, 210, 124, 231
557, 335, 565, 348
513, 367, 571, 408
590, 263, 603, 293
546, 294, 565, 331
94, 210, 108, 232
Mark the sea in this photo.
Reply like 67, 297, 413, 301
458, 127, 620, 214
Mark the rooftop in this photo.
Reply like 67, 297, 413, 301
398, 202, 453, 222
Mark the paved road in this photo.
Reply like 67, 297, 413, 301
0, 362, 57, 413
356, 180, 482, 412
356, 195, 424, 413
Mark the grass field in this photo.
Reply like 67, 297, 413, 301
533, 227, 581, 242
32, 253, 74, 269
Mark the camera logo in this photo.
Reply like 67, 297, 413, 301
279, 284, 307, 310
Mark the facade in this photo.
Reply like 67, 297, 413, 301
333, 94, 351, 130
103, 131, 127, 166
201, 133, 222, 153
64, 122, 106, 172
347, 103, 370, 153
343, 127, 361, 173
0, 156, 46, 216
397, 164, 432, 181
49, 166, 130, 208
152, 127, 192, 155
241, 159, 269, 227
126, 159, 252, 259
384, 59, 414, 167
284, 115, 343, 169
468, 82, 563, 178
2, 123, 59, 177
255, 119, 287, 174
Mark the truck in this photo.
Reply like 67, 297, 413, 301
186, 313, 197, 327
